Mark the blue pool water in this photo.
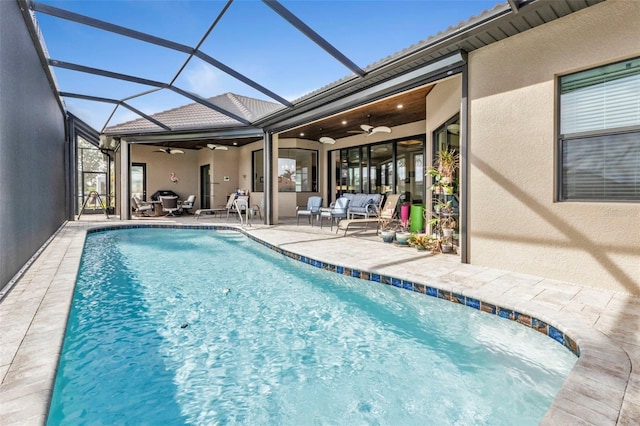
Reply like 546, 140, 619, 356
48, 228, 576, 425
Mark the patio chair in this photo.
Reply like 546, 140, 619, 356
160, 195, 179, 216
336, 194, 401, 236
180, 195, 196, 214
195, 193, 237, 220
319, 197, 350, 231
296, 196, 323, 226
131, 196, 153, 217
376, 194, 401, 223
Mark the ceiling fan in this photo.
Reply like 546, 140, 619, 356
154, 147, 184, 154
206, 143, 229, 151
348, 114, 391, 136
317, 128, 335, 144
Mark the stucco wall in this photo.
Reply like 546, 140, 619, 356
130, 144, 200, 203
467, 0, 640, 294
211, 147, 240, 207
0, 1, 67, 291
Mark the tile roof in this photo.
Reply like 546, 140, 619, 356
105, 93, 283, 134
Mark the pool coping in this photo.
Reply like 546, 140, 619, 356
0, 221, 635, 425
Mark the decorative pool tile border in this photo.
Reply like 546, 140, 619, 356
86, 224, 580, 357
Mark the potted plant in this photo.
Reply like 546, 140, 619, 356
395, 227, 411, 245
428, 199, 457, 253
379, 218, 397, 243
408, 233, 437, 252
426, 147, 459, 254
434, 149, 459, 184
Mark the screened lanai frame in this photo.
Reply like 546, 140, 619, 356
15, 0, 607, 265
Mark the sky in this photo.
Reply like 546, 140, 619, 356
34, 0, 502, 130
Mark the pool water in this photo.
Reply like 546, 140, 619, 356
48, 228, 576, 425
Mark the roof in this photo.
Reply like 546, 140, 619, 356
104, 93, 282, 134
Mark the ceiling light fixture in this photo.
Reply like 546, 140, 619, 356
397, 104, 403, 109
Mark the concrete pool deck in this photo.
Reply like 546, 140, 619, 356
1, 216, 638, 425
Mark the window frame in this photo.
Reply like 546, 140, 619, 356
556, 57, 640, 203
252, 147, 319, 193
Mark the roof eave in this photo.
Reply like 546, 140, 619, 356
108, 126, 264, 143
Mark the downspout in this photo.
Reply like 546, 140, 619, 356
460, 53, 469, 263
263, 131, 274, 225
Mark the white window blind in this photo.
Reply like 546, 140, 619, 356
560, 57, 640, 201
561, 58, 640, 135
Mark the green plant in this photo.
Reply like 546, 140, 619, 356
426, 148, 459, 240
379, 216, 399, 232
408, 233, 437, 251
428, 199, 456, 230
434, 149, 459, 180
427, 168, 455, 194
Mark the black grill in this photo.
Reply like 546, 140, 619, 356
150, 190, 179, 201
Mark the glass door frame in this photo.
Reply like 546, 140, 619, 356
328, 134, 426, 205
131, 162, 147, 200
200, 164, 211, 209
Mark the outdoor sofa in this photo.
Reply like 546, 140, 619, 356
342, 193, 383, 218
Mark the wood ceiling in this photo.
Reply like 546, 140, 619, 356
154, 84, 433, 150
279, 85, 433, 142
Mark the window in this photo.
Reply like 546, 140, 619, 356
396, 138, 425, 204
332, 137, 425, 202
559, 57, 640, 201
253, 148, 318, 192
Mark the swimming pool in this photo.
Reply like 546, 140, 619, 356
48, 227, 576, 425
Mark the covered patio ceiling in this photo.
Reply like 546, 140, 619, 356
19, 0, 605, 148
279, 85, 434, 143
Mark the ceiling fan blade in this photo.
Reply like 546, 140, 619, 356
207, 144, 229, 151
347, 130, 366, 134
369, 126, 391, 135
154, 148, 169, 153
319, 136, 336, 144
360, 124, 374, 132
170, 149, 184, 154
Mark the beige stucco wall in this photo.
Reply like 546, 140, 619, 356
467, 0, 640, 295
127, 144, 244, 211
130, 144, 200, 203
212, 147, 240, 207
